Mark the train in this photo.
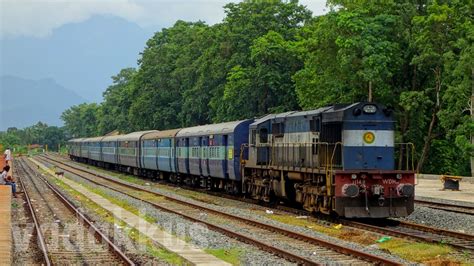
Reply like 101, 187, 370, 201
68, 102, 415, 218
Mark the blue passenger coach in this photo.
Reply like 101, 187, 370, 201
139, 129, 181, 178
88, 136, 105, 162
101, 135, 120, 166
175, 120, 253, 184
116, 131, 157, 173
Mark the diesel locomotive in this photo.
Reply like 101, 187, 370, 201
68, 102, 415, 218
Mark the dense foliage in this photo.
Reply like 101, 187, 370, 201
0, 122, 67, 153
59, 0, 473, 175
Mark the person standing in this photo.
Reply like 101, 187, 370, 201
4, 147, 12, 165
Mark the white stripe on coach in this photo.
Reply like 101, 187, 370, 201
342, 130, 394, 147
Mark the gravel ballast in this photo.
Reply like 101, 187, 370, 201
37, 158, 293, 265
400, 204, 474, 235
43, 158, 412, 264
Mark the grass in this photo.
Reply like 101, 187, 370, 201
125, 226, 186, 265
87, 186, 159, 224
378, 239, 456, 263
258, 211, 467, 264
204, 248, 243, 265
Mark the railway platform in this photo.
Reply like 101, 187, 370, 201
0, 157, 12, 265
0, 186, 12, 265
416, 174, 474, 204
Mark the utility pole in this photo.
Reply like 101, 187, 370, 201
368, 81, 373, 102
471, 68, 474, 177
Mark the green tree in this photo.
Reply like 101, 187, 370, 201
61, 103, 100, 137
294, 1, 402, 109
98, 68, 136, 134
411, 0, 472, 172
210, 0, 311, 121
130, 21, 209, 130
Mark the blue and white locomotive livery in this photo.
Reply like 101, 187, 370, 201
68, 102, 415, 218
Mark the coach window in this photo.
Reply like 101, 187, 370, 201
259, 128, 268, 144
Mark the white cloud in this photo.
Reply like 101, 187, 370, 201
0, 0, 327, 39
0, 0, 146, 38
300, 0, 328, 16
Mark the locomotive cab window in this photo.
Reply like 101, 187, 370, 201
259, 128, 268, 144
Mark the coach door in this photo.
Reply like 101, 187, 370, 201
201, 136, 209, 176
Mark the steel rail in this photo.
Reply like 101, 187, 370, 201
415, 199, 474, 215
15, 158, 52, 266
39, 154, 401, 265
341, 219, 474, 251
19, 158, 135, 266
36, 156, 319, 265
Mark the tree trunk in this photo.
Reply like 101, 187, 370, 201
398, 114, 408, 170
416, 67, 441, 173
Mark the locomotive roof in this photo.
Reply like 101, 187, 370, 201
68, 138, 85, 143
251, 111, 294, 126
142, 129, 181, 140
250, 103, 365, 126
285, 106, 333, 118
250, 108, 331, 127
176, 119, 251, 137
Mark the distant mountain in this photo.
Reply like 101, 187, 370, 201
0, 15, 154, 101
0, 75, 86, 130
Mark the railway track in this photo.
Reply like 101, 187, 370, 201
16, 157, 134, 266
44, 154, 474, 253
342, 219, 474, 251
415, 199, 474, 215
37, 154, 401, 265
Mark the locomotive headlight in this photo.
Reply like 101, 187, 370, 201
396, 173, 402, 179
351, 174, 357, 179
363, 104, 377, 114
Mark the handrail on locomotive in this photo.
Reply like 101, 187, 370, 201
241, 141, 415, 172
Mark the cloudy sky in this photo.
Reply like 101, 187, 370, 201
0, 0, 328, 129
1, 0, 328, 39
